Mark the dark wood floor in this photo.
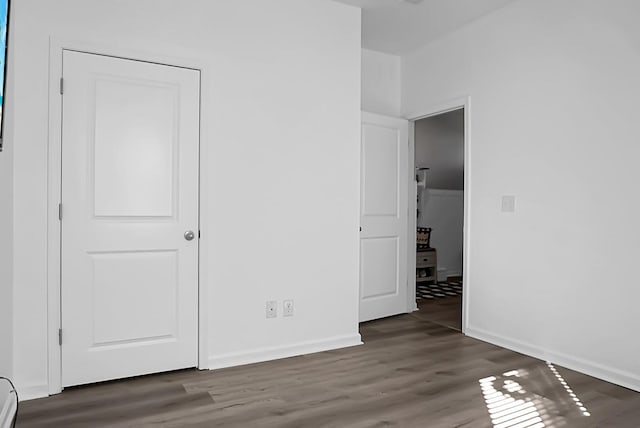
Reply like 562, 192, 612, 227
415, 295, 462, 331
18, 312, 640, 427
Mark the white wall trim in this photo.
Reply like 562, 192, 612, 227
46, 37, 64, 397
405, 96, 469, 123
407, 120, 418, 313
406, 96, 471, 333
46, 37, 209, 395
208, 334, 363, 370
467, 326, 640, 393
426, 189, 463, 197
437, 268, 462, 282
15, 384, 49, 402
425, 189, 464, 281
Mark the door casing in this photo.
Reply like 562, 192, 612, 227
46, 40, 209, 395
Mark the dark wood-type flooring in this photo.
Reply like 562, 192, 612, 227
415, 295, 462, 331
19, 311, 640, 427
415, 275, 463, 331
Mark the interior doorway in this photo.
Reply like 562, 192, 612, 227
410, 107, 465, 331
358, 100, 469, 329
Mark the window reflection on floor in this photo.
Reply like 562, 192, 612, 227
546, 362, 591, 417
479, 372, 546, 428
479, 363, 590, 428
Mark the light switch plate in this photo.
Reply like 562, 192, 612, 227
501, 195, 516, 213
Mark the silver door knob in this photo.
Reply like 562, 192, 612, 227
184, 230, 195, 241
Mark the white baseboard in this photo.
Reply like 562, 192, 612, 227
466, 326, 640, 392
208, 334, 363, 370
15, 384, 49, 402
446, 271, 462, 279
438, 269, 462, 281
14, 336, 364, 401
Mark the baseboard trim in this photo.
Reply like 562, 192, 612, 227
208, 334, 363, 370
14, 336, 364, 401
15, 384, 49, 401
466, 326, 640, 392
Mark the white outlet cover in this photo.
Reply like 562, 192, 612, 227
283, 300, 294, 317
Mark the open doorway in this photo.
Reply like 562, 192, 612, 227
412, 108, 465, 331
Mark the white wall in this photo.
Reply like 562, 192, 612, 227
419, 190, 463, 280
361, 48, 401, 116
0, 150, 11, 378
0, 135, 11, 381
0, 137, 11, 381
9, 0, 361, 398
415, 109, 464, 190
404, 0, 640, 390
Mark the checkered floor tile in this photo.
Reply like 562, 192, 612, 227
416, 280, 463, 300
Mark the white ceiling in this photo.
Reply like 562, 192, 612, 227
334, 0, 516, 55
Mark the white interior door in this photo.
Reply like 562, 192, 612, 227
61, 50, 200, 387
360, 112, 409, 322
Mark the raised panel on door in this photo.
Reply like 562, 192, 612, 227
362, 123, 399, 218
359, 112, 408, 322
61, 50, 200, 387
360, 237, 399, 299
93, 78, 178, 218
90, 250, 178, 347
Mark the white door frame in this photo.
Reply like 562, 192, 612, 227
46, 39, 209, 395
405, 96, 471, 333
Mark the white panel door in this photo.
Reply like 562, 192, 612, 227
61, 50, 200, 387
360, 112, 409, 322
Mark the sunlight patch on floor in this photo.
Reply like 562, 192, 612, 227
479, 371, 545, 428
479, 364, 592, 428
546, 362, 590, 417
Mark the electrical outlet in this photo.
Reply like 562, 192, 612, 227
266, 301, 277, 318
283, 300, 294, 317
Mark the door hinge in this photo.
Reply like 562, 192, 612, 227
58, 328, 63, 346
58, 203, 63, 221
59, 77, 64, 95
198, 230, 201, 239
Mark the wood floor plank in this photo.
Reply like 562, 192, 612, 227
17, 308, 640, 427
